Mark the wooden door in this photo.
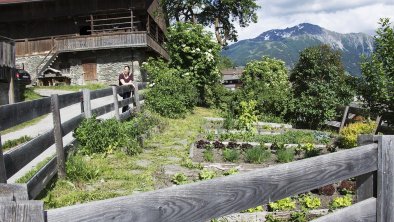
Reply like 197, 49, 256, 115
82, 58, 97, 81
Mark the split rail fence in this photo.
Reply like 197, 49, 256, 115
0, 83, 146, 199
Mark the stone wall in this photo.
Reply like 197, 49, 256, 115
15, 55, 46, 81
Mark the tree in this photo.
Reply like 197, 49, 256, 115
160, 0, 260, 45
166, 22, 221, 105
240, 56, 293, 118
290, 45, 355, 129
359, 18, 394, 115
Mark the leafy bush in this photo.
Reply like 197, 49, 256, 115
289, 44, 355, 129
299, 195, 321, 210
171, 173, 188, 185
144, 60, 198, 118
241, 56, 293, 119
66, 153, 99, 182
268, 197, 296, 211
329, 195, 352, 210
237, 100, 258, 131
245, 146, 271, 164
276, 148, 295, 163
222, 148, 239, 162
199, 169, 216, 180
339, 121, 376, 148
203, 149, 214, 162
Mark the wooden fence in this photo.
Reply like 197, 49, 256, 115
1, 133, 393, 221
0, 82, 146, 195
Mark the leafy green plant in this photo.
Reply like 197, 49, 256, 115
199, 169, 216, 180
268, 197, 296, 211
265, 214, 283, 222
171, 173, 189, 185
244, 146, 271, 164
223, 168, 238, 176
222, 148, 239, 162
302, 143, 320, 158
339, 121, 377, 148
329, 195, 352, 210
289, 211, 307, 222
241, 205, 263, 213
181, 158, 203, 170
203, 149, 214, 162
299, 195, 321, 210
276, 148, 295, 163
66, 153, 99, 182
237, 100, 258, 131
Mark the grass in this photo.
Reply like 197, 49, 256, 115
23, 88, 42, 101
16, 156, 53, 183
244, 146, 271, 164
40, 107, 217, 209
1, 114, 48, 135
36, 83, 107, 92
276, 148, 295, 163
1, 135, 32, 151
203, 149, 214, 162
222, 148, 239, 162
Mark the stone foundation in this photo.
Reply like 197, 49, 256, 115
16, 55, 46, 81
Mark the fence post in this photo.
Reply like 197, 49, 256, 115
133, 84, 140, 112
377, 135, 394, 222
112, 86, 120, 120
356, 135, 377, 202
339, 106, 350, 131
0, 135, 7, 183
51, 94, 66, 179
80, 89, 84, 113
83, 89, 92, 118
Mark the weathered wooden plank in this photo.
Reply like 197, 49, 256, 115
117, 85, 133, 95
377, 135, 394, 222
112, 86, 120, 120
62, 114, 84, 136
134, 84, 140, 112
57, 91, 82, 109
91, 103, 115, 117
339, 106, 350, 131
0, 135, 6, 183
46, 144, 378, 222
137, 82, 147, 90
0, 184, 28, 201
26, 156, 57, 200
82, 89, 92, 118
118, 97, 134, 108
90, 88, 112, 100
0, 98, 51, 131
3, 130, 54, 179
51, 95, 65, 179
310, 198, 376, 222
0, 200, 44, 222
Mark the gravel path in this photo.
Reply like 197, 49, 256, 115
3, 89, 127, 183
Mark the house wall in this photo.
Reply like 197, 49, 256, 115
16, 55, 46, 80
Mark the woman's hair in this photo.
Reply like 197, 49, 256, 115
124, 65, 130, 70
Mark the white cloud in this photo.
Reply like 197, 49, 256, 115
234, 1, 394, 41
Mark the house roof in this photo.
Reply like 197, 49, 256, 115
220, 68, 244, 76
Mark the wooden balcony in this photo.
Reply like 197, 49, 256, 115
15, 32, 169, 60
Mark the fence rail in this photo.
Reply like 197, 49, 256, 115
0, 82, 146, 187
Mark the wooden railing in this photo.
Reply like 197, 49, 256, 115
0, 82, 147, 192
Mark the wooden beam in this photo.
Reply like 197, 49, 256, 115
0, 135, 7, 183
46, 144, 378, 222
91, 103, 115, 117
377, 135, 394, 222
90, 88, 112, 100
0, 200, 44, 222
112, 86, 120, 120
82, 89, 92, 118
339, 106, 350, 132
51, 94, 66, 179
310, 198, 376, 222
0, 184, 28, 201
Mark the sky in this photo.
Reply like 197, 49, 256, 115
234, 0, 394, 41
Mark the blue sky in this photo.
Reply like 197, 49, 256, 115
234, 0, 394, 40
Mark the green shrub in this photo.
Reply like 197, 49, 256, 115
276, 148, 295, 163
171, 173, 188, 185
244, 146, 271, 164
268, 197, 296, 211
237, 100, 258, 131
222, 149, 239, 162
299, 195, 321, 210
339, 121, 377, 148
66, 153, 99, 182
199, 169, 216, 180
329, 195, 352, 210
203, 149, 214, 162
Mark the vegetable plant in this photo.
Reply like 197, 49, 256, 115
203, 149, 214, 162
329, 195, 352, 210
276, 148, 295, 163
244, 146, 271, 164
299, 194, 321, 210
289, 211, 307, 222
222, 149, 239, 162
223, 168, 238, 176
268, 197, 296, 211
241, 205, 263, 213
171, 173, 188, 185
199, 169, 216, 180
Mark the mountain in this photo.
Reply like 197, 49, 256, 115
222, 23, 374, 76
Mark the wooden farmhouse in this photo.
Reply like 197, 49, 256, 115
0, 0, 168, 86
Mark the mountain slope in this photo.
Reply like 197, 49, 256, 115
222, 23, 374, 76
